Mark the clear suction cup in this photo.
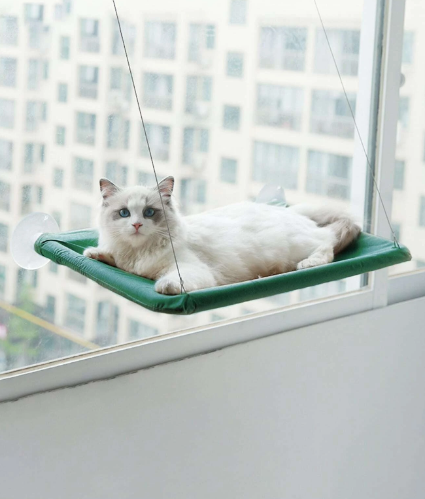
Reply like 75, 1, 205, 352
11, 212, 59, 270
255, 184, 286, 205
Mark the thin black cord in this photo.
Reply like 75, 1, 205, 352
314, 0, 400, 248
111, 0, 186, 292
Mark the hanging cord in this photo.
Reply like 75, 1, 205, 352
313, 0, 400, 248
112, 0, 186, 292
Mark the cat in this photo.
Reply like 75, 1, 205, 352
83, 176, 361, 295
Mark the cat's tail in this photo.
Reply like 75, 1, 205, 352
291, 204, 361, 254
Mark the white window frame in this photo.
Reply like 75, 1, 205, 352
1, 0, 424, 404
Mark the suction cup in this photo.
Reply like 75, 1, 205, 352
11, 212, 59, 270
255, 184, 286, 204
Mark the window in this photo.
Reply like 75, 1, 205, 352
143, 73, 173, 110
183, 127, 209, 166
65, 293, 86, 334
73, 157, 94, 191
223, 105, 240, 130
0, 181, 11, 211
58, 83, 68, 102
76, 112, 96, 145
128, 319, 159, 340
26, 101, 47, 131
181, 178, 207, 211
394, 161, 405, 190
188, 23, 215, 62
138, 171, 158, 187
52, 210, 61, 228
80, 19, 99, 52
402, 31, 414, 65
257, 84, 303, 130
56, 125, 66, 146
221, 158, 237, 183
140, 123, 170, 161
27, 59, 40, 90
96, 301, 119, 346
23, 143, 45, 172
105, 161, 128, 186
112, 21, 135, 55
259, 27, 307, 71
144, 21, 176, 59
78, 66, 99, 99
185, 76, 212, 115
60, 36, 70, 59
310, 90, 356, 139
0, 139, 13, 170
110, 67, 132, 103
0, 58, 17, 87
226, 52, 244, 77
0, 223, 8, 252
53, 168, 64, 188
0, 265, 5, 298
69, 202, 92, 229
21, 185, 43, 214
229, 0, 247, 24
314, 29, 360, 76
45, 295, 56, 321
107, 115, 130, 149
0, 98, 15, 129
398, 97, 409, 129
419, 197, 425, 227
252, 141, 299, 189
0, 16, 18, 45
24, 4, 44, 22
306, 150, 352, 200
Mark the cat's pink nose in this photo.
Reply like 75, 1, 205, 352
132, 223, 142, 232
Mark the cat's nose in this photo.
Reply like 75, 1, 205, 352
132, 223, 143, 232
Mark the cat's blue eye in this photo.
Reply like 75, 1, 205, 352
144, 208, 155, 218
119, 208, 130, 218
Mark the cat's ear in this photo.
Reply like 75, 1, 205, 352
100, 178, 120, 200
157, 176, 174, 203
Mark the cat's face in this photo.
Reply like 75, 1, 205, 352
98, 176, 176, 247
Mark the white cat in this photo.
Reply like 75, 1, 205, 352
83, 177, 361, 295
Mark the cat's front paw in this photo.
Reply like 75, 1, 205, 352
155, 276, 184, 295
83, 247, 116, 267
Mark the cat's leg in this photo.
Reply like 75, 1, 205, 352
155, 262, 217, 295
83, 247, 116, 267
296, 244, 334, 270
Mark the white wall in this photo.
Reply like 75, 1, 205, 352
1, 297, 425, 499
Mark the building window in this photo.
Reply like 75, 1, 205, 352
0, 98, 15, 129
78, 65, 99, 99
128, 319, 159, 340
60, 35, 70, 59
65, 293, 86, 334
21, 185, 43, 214
0, 181, 11, 211
402, 31, 414, 65
26, 101, 47, 131
223, 105, 240, 130
58, 83, 68, 102
112, 21, 135, 55
96, 301, 119, 346
0, 139, 13, 170
252, 141, 299, 189
107, 115, 130, 149
393, 223, 401, 242
0, 58, 17, 87
138, 171, 158, 186
0, 265, 5, 298
306, 150, 352, 200
310, 90, 356, 139
315, 29, 360, 76
259, 26, 307, 71
80, 19, 99, 52
69, 202, 92, 229
140, 123, 170, 161
144, 21, 176, 60
182, 127, 209, 167
23, 143, 45, 172
185, 76, 212, 115
394, 160, 405, 190
143, 73, 173, 110
419, 197, 425, 227
24, 4, 44, 22
0, 223, 8, 252
73, 157, 94, 191
56, 125, 66, 146
53, 167, 64, 188
220, 158, 237, 183
226, 52, 244, 77
0, 16, 18, 45
52, 210, 61, 228
188, 23, 215, 62
398, 97, 409, 129
110, 67, 132, 102
49, 261, 58, 274
76, 112, 96, 145
257, 84, 303, 130
105, 161, 128, 186
27, 59, 40, 90
45, 295, 56, 321
181, 178, 207, 211
230, 0, 247, 24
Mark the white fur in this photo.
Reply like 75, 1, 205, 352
84, 178, 360, 295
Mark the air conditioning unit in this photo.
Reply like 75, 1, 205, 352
194, 101, 210, 119
108, 90, 130, 113
192, 152, 207, 170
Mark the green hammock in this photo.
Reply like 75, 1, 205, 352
34, 229, 411, 315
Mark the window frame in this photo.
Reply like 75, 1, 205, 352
1, 0, 424, 404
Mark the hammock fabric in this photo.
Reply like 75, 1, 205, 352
34, 229, 411, 315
